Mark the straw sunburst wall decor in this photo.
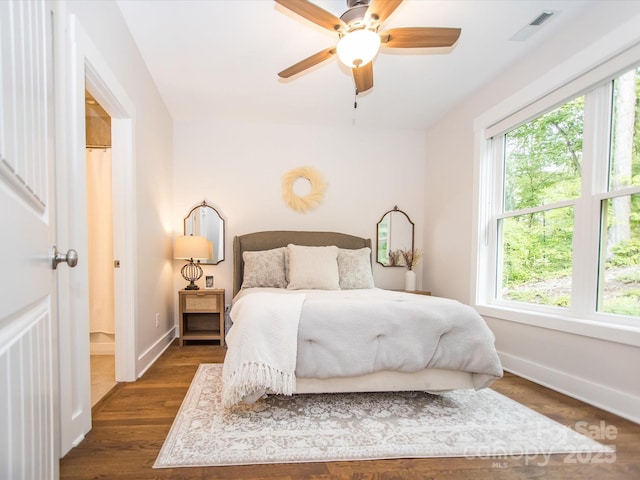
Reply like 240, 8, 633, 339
282, 166, 327, 213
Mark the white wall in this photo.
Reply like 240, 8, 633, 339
66, 1, 175, 376
424, 2, 640, 422
172, 120, 427, 305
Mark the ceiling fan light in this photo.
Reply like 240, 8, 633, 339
336, 29, 380, 68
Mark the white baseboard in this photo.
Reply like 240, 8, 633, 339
500, 351, 640, 425
90, 342, 115, 355
136, 327, 177, 378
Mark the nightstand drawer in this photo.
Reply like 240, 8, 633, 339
184, 294, 219, 311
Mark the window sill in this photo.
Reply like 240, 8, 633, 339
475, 302, 640, 348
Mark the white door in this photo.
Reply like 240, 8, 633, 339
0, 0, 64, 478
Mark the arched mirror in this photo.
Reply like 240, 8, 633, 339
376, 206, 414, 266
184, 201, 225, 264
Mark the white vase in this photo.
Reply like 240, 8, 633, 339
405, 270, 416, 291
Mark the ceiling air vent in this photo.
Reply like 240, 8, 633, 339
529, 11, 554, 26
510, 10, 557, 41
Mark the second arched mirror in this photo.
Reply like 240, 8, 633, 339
184, 201, 225, 265
376, 206, 414, 266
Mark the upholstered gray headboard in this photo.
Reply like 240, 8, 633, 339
233, 231, 372, 297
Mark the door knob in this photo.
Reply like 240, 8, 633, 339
51, 246, 79, 269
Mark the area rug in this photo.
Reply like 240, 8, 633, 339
154, 364, 612, 468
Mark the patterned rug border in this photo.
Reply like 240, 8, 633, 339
154, 364, 612, 468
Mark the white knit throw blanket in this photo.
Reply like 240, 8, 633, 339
222, 292, 305, 407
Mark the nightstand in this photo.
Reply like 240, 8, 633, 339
178, 289, 225, 346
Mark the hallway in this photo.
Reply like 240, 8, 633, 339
90, 355, 116, 407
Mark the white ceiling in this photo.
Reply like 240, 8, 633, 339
116, 0, 592, 130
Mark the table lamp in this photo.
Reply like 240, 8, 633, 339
174, 235, 210, 290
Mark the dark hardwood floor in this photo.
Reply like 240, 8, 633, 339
60, 342, 640, 479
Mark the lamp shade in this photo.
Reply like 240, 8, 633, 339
174, 235, 210, 260
336, 29, 381, 68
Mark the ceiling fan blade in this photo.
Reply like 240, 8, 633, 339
365, 0, 403, 25
278, 47, 337, 78
275, 0, 346, 32
352, 62, 374, 93
380, 27, 461, 48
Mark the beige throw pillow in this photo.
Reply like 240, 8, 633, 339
241, 248, 287, 289
287, 244, 340, 290
337, 247, 374, 289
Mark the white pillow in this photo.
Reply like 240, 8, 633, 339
241, 248, 287, 289
287, 244, 340, 290
337, 247, 374, 289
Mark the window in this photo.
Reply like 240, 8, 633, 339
484, 66, 640, 322
599, 193, 640, 315
599, 68, 640, 316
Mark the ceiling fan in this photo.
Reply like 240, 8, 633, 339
275, 0, 461, 93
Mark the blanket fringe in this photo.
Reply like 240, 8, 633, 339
222, 362, 296, 408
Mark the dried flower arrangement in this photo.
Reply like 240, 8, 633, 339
398, 248, 423, 271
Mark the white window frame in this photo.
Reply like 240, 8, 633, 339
472, 34, 640, 348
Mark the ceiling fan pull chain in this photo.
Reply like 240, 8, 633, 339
354, 89, 359, 109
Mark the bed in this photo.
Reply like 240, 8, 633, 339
222, 230, 503, 407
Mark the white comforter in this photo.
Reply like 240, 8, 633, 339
223, 288, 503, 406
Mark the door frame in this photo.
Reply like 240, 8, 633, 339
58, 13, 137, 455
84, 60, 137, 384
